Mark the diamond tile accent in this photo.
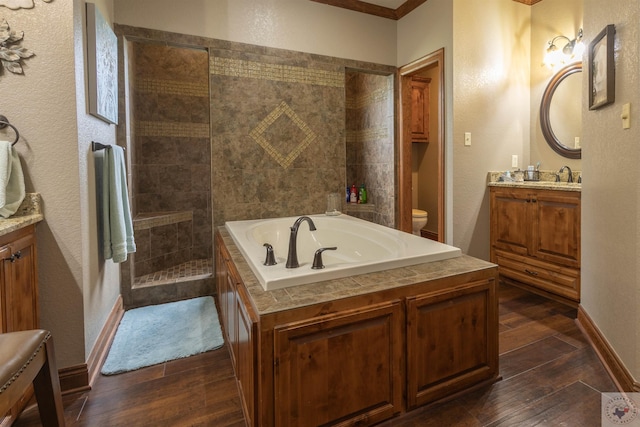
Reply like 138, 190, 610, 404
249, 101, 317, 169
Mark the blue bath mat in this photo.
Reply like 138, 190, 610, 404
101, 296, 223, 375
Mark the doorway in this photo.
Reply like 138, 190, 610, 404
398, 49, 445, 242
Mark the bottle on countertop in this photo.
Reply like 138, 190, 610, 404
358, 183, 367, 204
346, 186, 350, 203
350, 184, 358, 203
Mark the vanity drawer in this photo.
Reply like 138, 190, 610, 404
494, 249, 579, 302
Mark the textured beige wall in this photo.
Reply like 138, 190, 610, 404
581, 0, 640, 381
0, 0, 119, 368
398, 0, 454, 243
530, 0, 583, 171
451, 0, 531, 259
113, 0, 397, 66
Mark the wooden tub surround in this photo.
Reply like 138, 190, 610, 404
215, 227, 499, 427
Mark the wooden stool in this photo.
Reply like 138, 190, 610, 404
0, 330, 66, 427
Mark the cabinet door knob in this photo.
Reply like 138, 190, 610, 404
524, 269, 538, 276
5, 251, 22, 263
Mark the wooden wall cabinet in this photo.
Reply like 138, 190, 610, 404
0, 225, 40, 426
490, 186, 581, 305
215, 231, 499, 427
410, 77, 430, 143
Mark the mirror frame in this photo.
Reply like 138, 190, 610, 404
540, 62, 582, 159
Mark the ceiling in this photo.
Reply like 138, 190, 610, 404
310, 0, 542, 20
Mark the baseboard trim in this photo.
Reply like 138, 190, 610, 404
58, 295, 124, 395
419, 229, 439, 242
576, 306, 640, 392
86, 295, 124, 387
59, 365, 90, 395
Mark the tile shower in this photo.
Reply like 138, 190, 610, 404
115, 25, 397, 307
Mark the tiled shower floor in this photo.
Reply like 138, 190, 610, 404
133, 258, 213, 288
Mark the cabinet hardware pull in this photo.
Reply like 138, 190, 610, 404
4, 251, 22, 263
524, 269, 538, 276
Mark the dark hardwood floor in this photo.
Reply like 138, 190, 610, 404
14, 284, 616, 426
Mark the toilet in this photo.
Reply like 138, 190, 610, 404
412, 209, 428, 236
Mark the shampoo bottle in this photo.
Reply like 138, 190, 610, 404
358, 184, 367, 204
350, 184, 358, 203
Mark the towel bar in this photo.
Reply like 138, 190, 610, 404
0, 115, 20, 146
92, 141, 125, 152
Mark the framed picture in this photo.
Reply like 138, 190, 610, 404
588, 24, 615, 110
86, 3, 118, 124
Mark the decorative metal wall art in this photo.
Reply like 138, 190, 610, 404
0, 19, 34, 75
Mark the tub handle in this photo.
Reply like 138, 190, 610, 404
263, 243, 277, 266
311, 247, 337, 270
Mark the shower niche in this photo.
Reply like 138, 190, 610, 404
118, 39, 213, 309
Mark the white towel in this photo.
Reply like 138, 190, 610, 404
102, 145, 136, 263
0, 140, 26, 218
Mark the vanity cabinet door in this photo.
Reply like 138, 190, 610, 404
273, 301, 403, 427
0, 227, 38, 333
490, 187, 531, 256
0, 225, 39, 426
530, 190, 580, 268
406, 279, 498, 408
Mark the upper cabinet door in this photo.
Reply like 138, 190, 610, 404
411, 77, 430, 143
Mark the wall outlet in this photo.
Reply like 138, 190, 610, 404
511, 155, 518, 168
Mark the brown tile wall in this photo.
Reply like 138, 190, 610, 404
345, 71, 395, 227
131, 42, 212, 274
115, 24, 397, 269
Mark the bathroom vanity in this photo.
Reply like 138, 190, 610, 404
215, 227, 499, 427
489, 180, 581, 306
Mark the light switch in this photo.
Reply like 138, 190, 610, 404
575, 137, 581, 148
511, 155, 518, 168
464, 132, 471, 146
622, 103, 631, 129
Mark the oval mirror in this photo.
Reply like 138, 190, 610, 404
540, 62, 582, 159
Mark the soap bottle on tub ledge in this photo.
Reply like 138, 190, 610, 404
350, 184, 358, 203
358, 184, 367, 204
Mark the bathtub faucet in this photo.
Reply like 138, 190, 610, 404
286, 216, 317, 268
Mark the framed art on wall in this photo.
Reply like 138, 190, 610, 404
86, 2, 118, 124
588, 24, 615, 110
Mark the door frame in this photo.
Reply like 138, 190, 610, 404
398, 48, 445, 241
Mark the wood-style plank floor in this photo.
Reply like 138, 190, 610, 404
14, 284, 616, 426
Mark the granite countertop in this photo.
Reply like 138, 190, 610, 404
487, 171, 581, 192
0, 193, 44, 237
218, 227, 496, 315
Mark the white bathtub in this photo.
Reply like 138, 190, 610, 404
224, 214, 461, 291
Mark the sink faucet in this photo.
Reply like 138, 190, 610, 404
286, 216, 317, 268
559, 165, 573, 183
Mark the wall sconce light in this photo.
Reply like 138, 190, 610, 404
544, 29, 584, 68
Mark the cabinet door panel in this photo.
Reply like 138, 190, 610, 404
411, 78, 430, 142
5, 233, 38, 332
274, 302, 402, 427
236, 285, 258, 427
532, 193, 580, 267
407, 280, 498, 408
490, 189, 530, 256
